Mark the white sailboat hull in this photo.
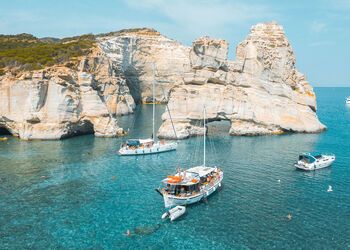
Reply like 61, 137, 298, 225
119, 142, 177, 156
162, 175, 223, 208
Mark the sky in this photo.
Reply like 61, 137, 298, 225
0, 0, 349, 86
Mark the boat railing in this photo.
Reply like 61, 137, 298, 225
323, 153, 335, 157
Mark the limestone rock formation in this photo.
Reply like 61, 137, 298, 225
0, 46, 134, 140
98, 29, 191, 103
158, 22, 325, 139
0, 24, 325, 140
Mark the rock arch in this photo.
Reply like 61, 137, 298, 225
158, 23, 326, 139
0, 126, 12, 135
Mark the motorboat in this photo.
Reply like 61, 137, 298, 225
157, 106, 223, 208
161, 205, 186, 221
118, 64, 177, 156
346, 96, 350, 105
119, 138, 177, 155
294, 152, 335, 171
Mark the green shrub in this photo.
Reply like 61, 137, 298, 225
0, 33, 96, 72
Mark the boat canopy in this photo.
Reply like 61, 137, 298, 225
299, 152, 323, 163
126, 139, 141, 146
161, 166, 217, 186
126, 138, 154, 146
139, 138, 154, 144
186, 166, 216, 178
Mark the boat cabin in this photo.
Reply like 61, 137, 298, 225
161, 166, 220, 196
298, 153, 322, 164
123, 138, 154, 149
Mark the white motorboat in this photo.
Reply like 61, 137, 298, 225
118, 64, 177, 156
161, 205, 186, 221
294, 152, 335, 171
157, 106, 223, 208
346, 96, 350, 105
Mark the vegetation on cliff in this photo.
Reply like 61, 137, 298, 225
0, 33, 95, 74
97, 28, 160, 37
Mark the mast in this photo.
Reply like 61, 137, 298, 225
152, 63, 155, 141
203, 106, 206, 167
161, 86, 178, 140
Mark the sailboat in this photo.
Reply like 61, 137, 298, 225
157, 106, 223, 208
118, 65, 177, 156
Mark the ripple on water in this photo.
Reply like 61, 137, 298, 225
0, 89, 350, 249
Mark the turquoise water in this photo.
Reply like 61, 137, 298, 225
1, 88, 350, 249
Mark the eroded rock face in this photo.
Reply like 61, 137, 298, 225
158, 22, 325, 139
0, 46, 133, 140
0, 23, 325, 140
98, 29, 191, 103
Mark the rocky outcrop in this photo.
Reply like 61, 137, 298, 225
98, 29, 191, 103
158, 22, 325, 139
0, 23, 325, 140
0, 46, 134, 140
0, 28, 189, 139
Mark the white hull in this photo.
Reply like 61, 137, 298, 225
162, 206, 186, 221
162, 174, 223, 208
119, 142, 177, 156
295, 155, 335, 171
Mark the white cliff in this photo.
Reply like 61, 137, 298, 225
0, 46, 133, 140
98, 28, 191, 103
0, 24, 325, 140
158, 22, 326, 139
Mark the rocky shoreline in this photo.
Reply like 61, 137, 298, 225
158, 22, 325, 139
0, 22, 325, 140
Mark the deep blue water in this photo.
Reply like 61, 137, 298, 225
0, 88, 350, 249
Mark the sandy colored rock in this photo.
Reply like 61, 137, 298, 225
0, 47, 131, 140
158, 22, 325, 138
0, 24, 325, 140
98, 30, 191, 103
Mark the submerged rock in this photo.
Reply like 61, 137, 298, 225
134, 224, 161, 235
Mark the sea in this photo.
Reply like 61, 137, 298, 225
0, 87, 349, 249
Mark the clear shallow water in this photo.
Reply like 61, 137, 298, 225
0, 88, 350, 249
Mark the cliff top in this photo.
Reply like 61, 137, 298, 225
0, 34, 96, 74
192, 36, 228, 47
0, 28, 163, 75
98, 28, 161, 37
